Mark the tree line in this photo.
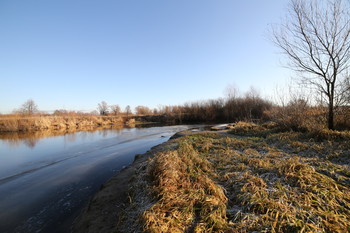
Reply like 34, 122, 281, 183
94, 87, 272, 124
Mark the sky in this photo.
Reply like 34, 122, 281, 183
0, 0, 291, 114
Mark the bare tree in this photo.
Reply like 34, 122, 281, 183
90, 110, 99, 115
346, 78, 350, 104
19, 99, 38, 115
153, 108, 159, 115
135, 105, 151, 115
110, 104, 121, 116
338, 76, 350, 105
125, 105, 131, 118
97, 101, 109, 115
272, 0, 350, 129
224, 83, 240, 100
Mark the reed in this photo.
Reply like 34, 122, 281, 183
0, 115, 125, 132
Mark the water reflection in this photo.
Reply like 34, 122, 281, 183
23, 138, 38, 148
0, 125, 130, 148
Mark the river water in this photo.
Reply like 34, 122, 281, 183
0, 125, 192, 233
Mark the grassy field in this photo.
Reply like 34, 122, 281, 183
116, 122, 350, 232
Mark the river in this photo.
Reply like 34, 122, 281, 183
0, 125, 193, 233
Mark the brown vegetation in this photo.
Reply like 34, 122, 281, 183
4, 85, 350, 133
152, 94, 272, 124
2, 96, 350, 133
265, 103, 350, 132
0, 114, 125, 132
113, 123, 350, 232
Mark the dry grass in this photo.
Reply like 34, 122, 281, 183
0, 115, 125, 132
227, 121, 276, 138
265, 105, 350, 131
117, 124, 350, 232
143, 141, 229, 232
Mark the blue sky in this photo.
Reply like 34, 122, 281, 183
0, 0, 290, 113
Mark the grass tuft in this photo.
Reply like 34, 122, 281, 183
142, 141, 229, 232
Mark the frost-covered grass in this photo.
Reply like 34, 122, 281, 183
118, 123, 350, 232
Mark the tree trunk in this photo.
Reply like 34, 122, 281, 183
328, 97, 334, 130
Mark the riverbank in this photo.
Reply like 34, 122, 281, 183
0, 115, 137, 132
72, 137, 179, 233
72, 122, 350, 232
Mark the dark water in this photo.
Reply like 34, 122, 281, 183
0, 125, 192, 233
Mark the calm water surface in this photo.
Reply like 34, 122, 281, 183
0, 125, 193, 233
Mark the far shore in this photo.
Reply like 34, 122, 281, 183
0, 115, 145, 133
0, 113, 189, 133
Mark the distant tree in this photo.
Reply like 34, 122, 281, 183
346, 79, 350, 104
135, 105, 151, 115
153, 108, 159, 115
272, 0, 350, 129
19, 99, 38, 115
125, 105, 132, 118
339, 77, 350, 105
98, 101, 109, 115
53, 109, 68, 116
224, 84, 240, 100
110, 104, 121, 116
90, 110, 99, 115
